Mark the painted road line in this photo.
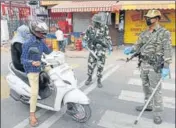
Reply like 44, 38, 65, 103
78, 64, 115, 88
13, 109, 47, 128
36, 64, 119, 128
133, 70, 175, 79
35, 109, 66, 128
84, 65, 120, 95
98, 110, 175, 128
118, 90, 175, 109
128, 78, 175, 91
70, 63, 80, 69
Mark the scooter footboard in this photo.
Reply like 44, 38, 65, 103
63, 89, 90, 105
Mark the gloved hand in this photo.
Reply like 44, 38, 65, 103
82, 40, 87, 48
108, 47, 113, 55
124, 47, 133, 55
108, 50, 112, 55
161, 68, 170, 79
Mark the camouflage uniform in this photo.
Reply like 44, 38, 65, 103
83, 13, 112, 88
132, 10, 172, 123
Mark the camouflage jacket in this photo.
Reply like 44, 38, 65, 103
83, 25, 112, 50
132, 24, 172, 67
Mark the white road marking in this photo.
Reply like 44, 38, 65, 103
98, 110, 175, 128
78, 64, 115, 88
13, 109, 47, 128
118, 90, 175, 109
84, 65, 120, 94
128, 78, 175, 91
70, 63, 79, 69
35, 109, 66, 128
133, 70, 175, 79
13, 64, 118, 128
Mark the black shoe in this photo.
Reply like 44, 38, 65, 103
135, 105, 153, 112
85, 76, 92, 86
97, 79, 103, 88
153, 116, 162, 124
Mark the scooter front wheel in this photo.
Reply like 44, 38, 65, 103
66, 103, 91, 123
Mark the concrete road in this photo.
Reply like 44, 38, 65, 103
1, 47, 175, 128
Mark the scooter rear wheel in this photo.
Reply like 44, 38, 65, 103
66, 103, 91, 123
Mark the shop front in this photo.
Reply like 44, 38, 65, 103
113, 1, 176, 46
51, 1, 118, 46
48, 10, 71, 33
73, 12, 92, 33
1, 2, 30, 38
1, 2, 30, 20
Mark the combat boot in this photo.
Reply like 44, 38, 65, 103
153, 116, 162, 124
135, 105, 153, 112
85, 76, 92, 86
97, 78, 103, 88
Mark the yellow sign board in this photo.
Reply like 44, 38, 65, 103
115, 12, 119, 25
124, 10, 175, 46
40, 1, 61, 6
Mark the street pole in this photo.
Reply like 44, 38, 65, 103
30, 5, 33, 20
9, 0, 13, 38
38, 0, 41, 7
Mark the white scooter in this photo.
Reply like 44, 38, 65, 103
6, 50, 91, 123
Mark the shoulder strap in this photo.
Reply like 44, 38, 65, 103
138, 27, 163, 52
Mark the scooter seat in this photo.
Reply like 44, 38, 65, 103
10, 63, 30, 85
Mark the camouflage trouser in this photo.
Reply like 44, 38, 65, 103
140, 62, 163, 116
87, 49, 106, 79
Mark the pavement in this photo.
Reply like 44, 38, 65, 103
1, 43, 175, 128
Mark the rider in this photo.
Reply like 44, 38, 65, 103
21, 19, 52, 127
11, 25, 31, 72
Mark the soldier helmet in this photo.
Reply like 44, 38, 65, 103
92, 14, 104, 24
144, 10, 161, 19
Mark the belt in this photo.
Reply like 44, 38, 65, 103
140, 55, 155, 65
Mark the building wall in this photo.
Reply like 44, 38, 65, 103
73, 12, 91, 32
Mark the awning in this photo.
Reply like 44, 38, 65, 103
113, 1, 175, 11
51, 1, 117, 12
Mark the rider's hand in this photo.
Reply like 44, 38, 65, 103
32, 61, 41, 67
124, 47, 133, 55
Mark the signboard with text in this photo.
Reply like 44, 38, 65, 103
1, 3, 30, 19
124, 10, 175, 46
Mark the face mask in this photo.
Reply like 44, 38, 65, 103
93, 22, 101, 28
146, 19, 153, 26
